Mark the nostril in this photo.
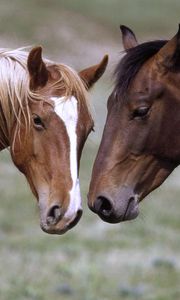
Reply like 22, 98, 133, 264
46, 205, 61, 226
95, 196, 113, 217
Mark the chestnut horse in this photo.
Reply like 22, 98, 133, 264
88, 25, 180, 223
0, 46, 108, 234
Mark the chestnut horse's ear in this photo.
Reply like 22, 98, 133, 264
79, 55, 108, 89
120, 25, 138, 50
27, 46, 49, 90
156, 24, 180, 71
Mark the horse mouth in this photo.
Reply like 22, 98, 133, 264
94, 202, 139, 224
89, 191, 140, 224
66, 209, 82, 230
40, 209, 83, 235
122, 197, 139, 221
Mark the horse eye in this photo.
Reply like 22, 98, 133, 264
133, 107, 149, 119
33, 115, 44, 129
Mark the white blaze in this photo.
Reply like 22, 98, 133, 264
52, 96, 81, 219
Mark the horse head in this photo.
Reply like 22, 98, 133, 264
1, 46, 108, 233
88, 26, 180, 223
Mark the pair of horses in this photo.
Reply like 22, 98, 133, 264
1, 25, 180, 234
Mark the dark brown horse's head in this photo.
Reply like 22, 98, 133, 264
5, 46, 108, 234
88, 25, 180, 223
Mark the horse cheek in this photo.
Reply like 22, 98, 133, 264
10, 126, 33, 174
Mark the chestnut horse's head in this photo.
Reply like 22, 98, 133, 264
88, 25, 180, 223
0, 47, 108, 234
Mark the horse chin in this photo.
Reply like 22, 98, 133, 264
40, 209, 83, 235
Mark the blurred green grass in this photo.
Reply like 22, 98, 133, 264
1, 146, 180, 300
0, 1, 180, 300
1, 0, 180, 41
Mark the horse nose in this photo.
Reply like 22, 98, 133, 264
91, 192, 139, 223
46, 204, 62, 226
93, 196, 113, 218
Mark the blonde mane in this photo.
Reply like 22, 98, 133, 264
0, 47, 89, 149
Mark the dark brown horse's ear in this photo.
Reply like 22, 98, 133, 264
79, 55, 108, 89
156, 24, 180, 71
120, 25, 138, 50
27, 46, 49, 90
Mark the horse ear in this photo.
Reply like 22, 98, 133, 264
27, 46, 49, 90
156, 24, 180, 71
120, 25, 138, 50
79, 55, 108, 89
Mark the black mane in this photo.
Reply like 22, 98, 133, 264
114, 40, 167, 97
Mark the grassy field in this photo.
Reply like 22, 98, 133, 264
1, 139, 180, 300
0, 1, 180, 300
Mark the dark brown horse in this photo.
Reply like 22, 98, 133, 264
88, 25, 180, 224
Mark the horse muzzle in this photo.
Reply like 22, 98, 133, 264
88, 187, 139, 223
40, 206, 83, 234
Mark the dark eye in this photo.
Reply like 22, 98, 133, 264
33, 115, 44, 130
132, 107, 149, 119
